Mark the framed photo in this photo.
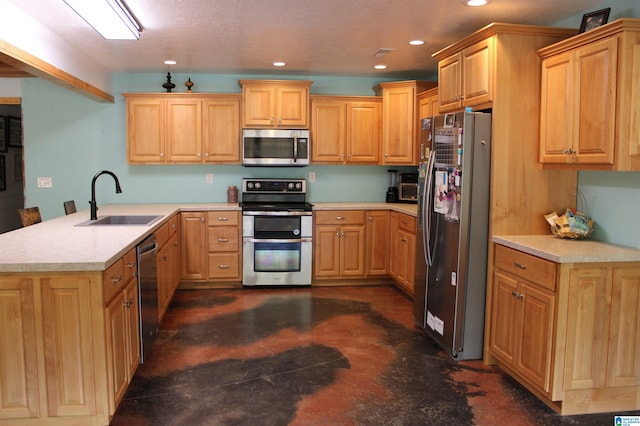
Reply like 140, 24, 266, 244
0, 116, 6, 152
8, 116, 22, 147
11, 149, 22, 182
0, 155, 6, 191
579, 8, 611, 33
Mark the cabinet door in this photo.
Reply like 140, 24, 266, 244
127, 98, 165, 163
540, 51, 574, 163
276, 86, 309, 127
41, 276, 96, 417
105, 289, 129, 408
313, 225, 341, 277
438, 53, 463, 112
395, 229, 415, 294
340, 225, 366, 277
365, 211, 390, 276
381, 86, 416, 164
517, 281, 555, 393
608, 266, 640, 387
462, 38, 493, 107
490, 271, 519, 365
181, 213, 207, 280
311, 100, 345, 163
157, 243, 171, 319
347, 101, 380, 163
166, 99, 202, 162
0, 278, 39, 419
243, 85, 275, 127
572, 37, 617, 165
203, 96, 240, 163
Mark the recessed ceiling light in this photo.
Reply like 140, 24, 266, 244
164, 60, 176, 65
374, 65, 387, 70
273, 61, 286, 67
467, 0, 487, 6
409, 40, 424, 46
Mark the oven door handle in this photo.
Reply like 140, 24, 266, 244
244, 238, 312, 243
242, 211, 312, 216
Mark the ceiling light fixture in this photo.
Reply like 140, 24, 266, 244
374, 65, 387, 70
409, 40, 425, 46
273, 62, 286, 67
62, 0, 142, 40
467, 0, 487, 6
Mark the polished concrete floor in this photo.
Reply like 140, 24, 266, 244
111, 285, 638, 425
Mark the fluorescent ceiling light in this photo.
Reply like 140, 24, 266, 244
63, 0, 141, 40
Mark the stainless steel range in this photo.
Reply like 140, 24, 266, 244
241, 178, 313, 286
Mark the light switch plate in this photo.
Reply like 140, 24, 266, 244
37, 177, 53, 188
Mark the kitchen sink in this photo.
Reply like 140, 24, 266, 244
76, 215, 163, 226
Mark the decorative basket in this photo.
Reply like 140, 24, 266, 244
545, 209, 594, 240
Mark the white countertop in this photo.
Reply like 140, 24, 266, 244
493, 235, 640, 263
0, 202, 415, 273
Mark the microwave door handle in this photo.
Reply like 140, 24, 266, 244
293, 133, 298, 163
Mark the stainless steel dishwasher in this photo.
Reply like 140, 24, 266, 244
136, 233, 159, 363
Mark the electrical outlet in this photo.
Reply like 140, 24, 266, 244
308, 172, 316, 182
37, 177, 53, 188
206, 173, 214, 184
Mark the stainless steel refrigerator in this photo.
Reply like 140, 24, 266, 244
413, 111, 491, 360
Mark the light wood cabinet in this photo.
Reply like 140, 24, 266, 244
373, 80, 437, 165
125, 93, 241, 164
313, 210, 366, 279
538, 19, 640, 170
239, 79, 313, 128
490, 243, 640, 415
389, 211, 416, 295
437, 38, 493, 112
157, 215, 180, 320
310, 95, 381, 164
181, 211, 242, 283
365, 210, 390, 277
417, 87, 439, 118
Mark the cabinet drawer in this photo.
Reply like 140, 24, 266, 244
155, 222, 170, 248
315, 210, 365, 225
103, 257, 125, 303
122, 248, 137, 284
396, 213, 416, 233
207, 211, 240, 226
495, 245, 557, 291
208, 253, 240, 279
208, 228, 239, 252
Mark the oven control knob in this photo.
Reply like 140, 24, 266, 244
293, 228, 300, 236
287, 182, 294, 190
247, 182, 254, 189
255, 182, 261, 189
295, 182, 302, 190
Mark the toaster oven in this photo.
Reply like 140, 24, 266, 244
399, 173, 418, 203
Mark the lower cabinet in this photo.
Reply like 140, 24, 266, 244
181, 210, 242, 283
389, 211, 416, 295
157, 215, 181, 320
314, 210, 366, 278
0, 248, 142, 424
489, 243, 640, 415
365, 210, 390, 276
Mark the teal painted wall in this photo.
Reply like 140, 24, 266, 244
21, 74, 419, 220
552, 0, 640, 248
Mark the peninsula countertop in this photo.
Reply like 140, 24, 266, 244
493, 234, 640, 263
0, 202, 416, 273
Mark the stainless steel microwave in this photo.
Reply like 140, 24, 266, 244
242, 129, 310, 166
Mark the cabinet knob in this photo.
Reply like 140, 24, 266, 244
270, 117, 275, 124
200, 217, 205, 223
511, 290, 523, 299
336, 232, 340, 237
205, 152, 210, 157
341, 232, 346, 237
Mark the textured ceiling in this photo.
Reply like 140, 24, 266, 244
4, 0, 605, 79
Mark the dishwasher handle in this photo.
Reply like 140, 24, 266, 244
138, 239, 157, 255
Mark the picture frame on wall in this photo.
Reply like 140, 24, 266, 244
579, 8, 611, 33
0, 155, 6, 191
11, 149, 22, 182
8, 116, 22, 147
0, 116, 6, 152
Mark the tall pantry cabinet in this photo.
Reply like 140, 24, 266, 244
431, 23, 579, 359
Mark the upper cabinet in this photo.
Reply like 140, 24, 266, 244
310, 95, 381, 164
374, 80, 437, 165
436, 38, 493, 113
538, 19, 640, 170
239, 80, 313, 128
125, 93, 241, 164
417, 87, 439, 119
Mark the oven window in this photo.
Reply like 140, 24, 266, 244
254, 216, 301, 239
254, 242, 301, 272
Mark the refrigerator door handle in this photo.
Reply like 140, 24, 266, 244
423, 151, 436, 267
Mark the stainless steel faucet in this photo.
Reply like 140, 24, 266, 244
90, 170, 122, 220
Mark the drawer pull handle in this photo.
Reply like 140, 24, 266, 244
218, 238, 229, 242
512, 291, 524, 299
126, 262, 136, 268
335, 216, 344, 220
111, 275, 122, 284
513, 262, 526, 269
218, 217, 229, 221
218, 264, 229, 269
